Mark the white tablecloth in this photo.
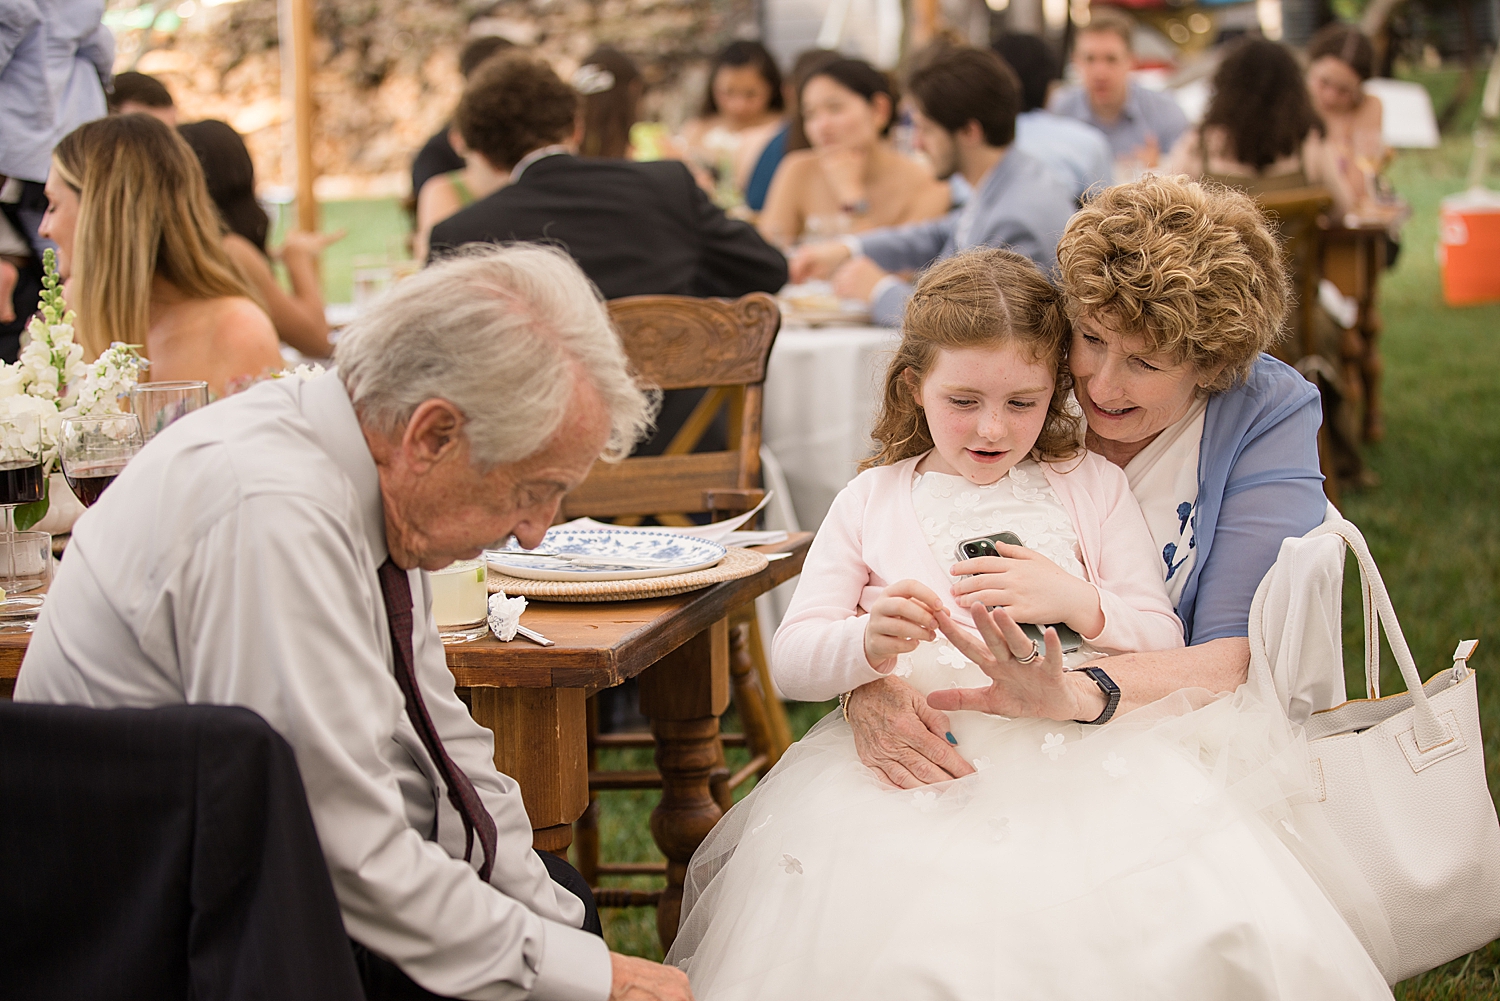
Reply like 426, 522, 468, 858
762, 324, 901, 533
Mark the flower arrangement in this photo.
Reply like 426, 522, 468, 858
4, 250, 146, 528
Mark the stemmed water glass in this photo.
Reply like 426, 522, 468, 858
130, 380, 209, 441
0, 411, 46, 594
60, 413, 144, 508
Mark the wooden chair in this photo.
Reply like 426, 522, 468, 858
568, 292, 794, 907
1253, 185, 1355, 505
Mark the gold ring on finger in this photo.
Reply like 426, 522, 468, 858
1015, 639, 1042, 665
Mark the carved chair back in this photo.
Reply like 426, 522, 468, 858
560, 292, 781, 523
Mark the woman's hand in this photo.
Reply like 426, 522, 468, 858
273, 228, 346, 264
846, 675, 976, 788
949, 543, 1104, 637
926, 605, 1105, 722
863, 578, 943, 671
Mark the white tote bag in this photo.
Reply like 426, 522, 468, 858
1248, 515, 1500, 984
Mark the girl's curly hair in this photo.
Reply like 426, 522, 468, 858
1056, 175, 1290, 391
864, 248, 1081, 470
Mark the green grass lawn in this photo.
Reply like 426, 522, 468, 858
297, 116, 1500, 992
1338, 133, 1500, 1001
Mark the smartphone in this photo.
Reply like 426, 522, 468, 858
953, 532, 1084, 654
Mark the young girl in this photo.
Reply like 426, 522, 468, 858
666, 250, 1393, 1000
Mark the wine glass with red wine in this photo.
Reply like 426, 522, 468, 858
60, 414, 144, 508
0, 411, 46, 595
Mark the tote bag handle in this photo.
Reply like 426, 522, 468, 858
1250, 518, 1449, 752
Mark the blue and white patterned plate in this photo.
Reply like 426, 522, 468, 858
485, 527, 728, 582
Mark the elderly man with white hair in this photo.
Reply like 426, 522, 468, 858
16, 246, 693, 1001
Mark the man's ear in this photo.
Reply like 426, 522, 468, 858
958, 119, 987, 147
401, 398, 466, 470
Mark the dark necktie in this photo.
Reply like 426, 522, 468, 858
377, 558, 498, 881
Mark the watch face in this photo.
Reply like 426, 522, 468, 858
1089, 667, 1120, 696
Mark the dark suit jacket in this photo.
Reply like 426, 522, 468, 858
0, 702, 364, 1001
428, 154, 789, 300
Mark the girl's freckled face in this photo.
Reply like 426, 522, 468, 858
914, 343, 1055, 486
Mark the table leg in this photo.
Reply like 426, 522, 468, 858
1360, 243, 1386, 443
638, 618, 730, 950
467, 686, 588, 855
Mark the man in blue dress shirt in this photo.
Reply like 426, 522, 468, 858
994, 32, 1113, 202
1048, 8, 1187, 170
788, 46, 1075, 328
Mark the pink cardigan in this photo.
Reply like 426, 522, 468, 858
772, 452, 1185, 702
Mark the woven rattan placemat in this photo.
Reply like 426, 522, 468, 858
485, 546, 768, 602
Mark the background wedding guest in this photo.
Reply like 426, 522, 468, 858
1049, 8, 1187, 172
1164, 38, 1354, 213
1306, 23, 1385, 204
576, 47, 643, 159
429, 55, 786, 300
790, 45, 1074, 327
412, 116, 512, 262
678, 40, 786, 206
741, 47, 840, 215
0, 0, 112, 351
41, 115, 282, 396
409, 34, 515, 201
993, 33, 1112, 202
758, 58, 950, 248
179, 118, 339, 358
427, 55, 786, 458
16, 244, 693, 1001
108, 70, 176, 125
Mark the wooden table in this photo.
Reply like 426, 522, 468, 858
0, 534, 810, 946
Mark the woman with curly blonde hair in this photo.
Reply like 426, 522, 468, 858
668, 243, 1391, 999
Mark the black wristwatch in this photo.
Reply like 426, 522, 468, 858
1068, 666, 1121, 725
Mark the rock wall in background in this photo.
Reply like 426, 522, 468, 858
118, 0, 758, 196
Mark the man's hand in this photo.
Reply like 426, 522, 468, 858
610, 954, 694, 1000
831, 256, 890, 302
949, 544, 1103, 637
926, 606, 1103, 722
846, 675, 976, 788
787, 241, 852, 283
863, 578, 942, 670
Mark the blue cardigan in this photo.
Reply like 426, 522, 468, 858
1176, 354, 1326, 645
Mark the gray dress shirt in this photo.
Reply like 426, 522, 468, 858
1049, 81, 1189, 162
0, 0, 112, 183
16, 372, 612, 1001
851, 148, 1076, 327
1014, 109, 1114, 201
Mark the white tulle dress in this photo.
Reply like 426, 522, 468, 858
666, 465, 1395, 1000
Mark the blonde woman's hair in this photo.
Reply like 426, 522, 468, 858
1056, 175, 1289, 392
52, 114, 255, 360
864, 248, 1080, 471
